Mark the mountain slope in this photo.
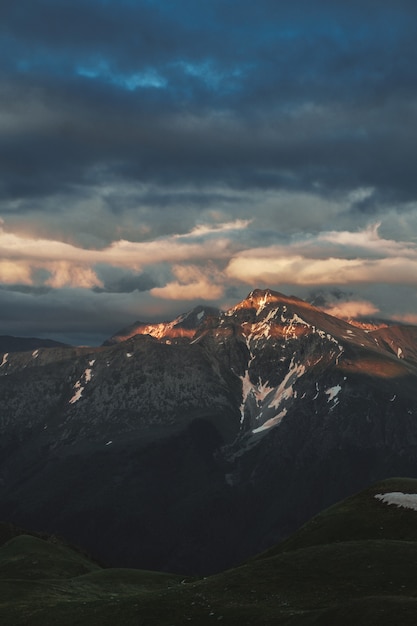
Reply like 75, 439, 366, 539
2, 479, 417, 625
1, 289, 417, 574
103, 304, 220, 344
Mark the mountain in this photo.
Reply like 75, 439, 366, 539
1, 288, 417, 575
103, 304, 220, 344
0, 335, 71, 353
2, 478, 417, 625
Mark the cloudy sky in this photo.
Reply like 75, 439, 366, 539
1, 0, 417, 344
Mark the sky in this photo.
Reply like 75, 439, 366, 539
1, 0, 417, 345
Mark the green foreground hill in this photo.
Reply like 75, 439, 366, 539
2, 477, 417, 625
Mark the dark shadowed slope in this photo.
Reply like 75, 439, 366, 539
0, 336, 71, 353
2, 478, 417, 625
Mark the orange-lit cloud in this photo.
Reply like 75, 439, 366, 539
0, 260, 33, 284
393, 314, 417, 325
323, 300, 379, 319
44, 262, 103, 289
150, 264, 224, 300
151, 281, 224, 300
226, 253, 417, 286
2, 219, 417, 312
0, 220, 242, 289
0, 228, 230, 267
225, 224, 417, 287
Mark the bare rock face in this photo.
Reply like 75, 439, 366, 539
1, 289, 417, 575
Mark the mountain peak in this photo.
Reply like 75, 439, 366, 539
226, 288, 316, 317
103, 304, 220, 345
247, 288, 285, 300
245, 288, 315, 308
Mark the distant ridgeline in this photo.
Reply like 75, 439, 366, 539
0, 335, 71, 353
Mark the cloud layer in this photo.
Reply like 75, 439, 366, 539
1, 1, 417, 342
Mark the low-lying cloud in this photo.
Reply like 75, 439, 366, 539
226, 224, 417, 288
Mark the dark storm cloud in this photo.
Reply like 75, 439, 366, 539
1, 0, 417, 208
103, 187, 243, 215
0, 284, 52, 296
0, 288, 118, 345
93, 272, 158, 294
2, 1, 417, 342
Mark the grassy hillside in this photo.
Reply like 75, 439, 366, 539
2, 478, 417, 625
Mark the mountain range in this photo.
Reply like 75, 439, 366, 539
0, 335, 70, 354
1, 288, 417, 575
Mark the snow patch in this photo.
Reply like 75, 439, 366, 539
267, 357, 306, 410
69, 381, 83, 404
397, 347, 403, 359
0, 353, 8, 367
239, 369, 273, 423
32, 349, 39, 358
242, 312, 278, 343
375, 492, 417, 512
256, 293, 270, 316
126, 352, 133, 358
325, 385, 342, 402
84, 367, 93, 383
281, 313, 310, 340
240, 355, 306, 433
313, 328, 342, 356
251, 322, 271, 340
197, 309, 205, 320
290, 313, 309, 326
69, 360, 96, 404
252, 409, 287, 434
263, 307, 279, 324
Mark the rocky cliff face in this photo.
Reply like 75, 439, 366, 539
1, 289, 417, 575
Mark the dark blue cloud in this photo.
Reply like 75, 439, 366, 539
1, 0, 417, 341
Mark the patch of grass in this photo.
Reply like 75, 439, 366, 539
313, 596, 417, 626
0, 535, 100, 580
3, 478, 417, 624
257, 477, 417, 558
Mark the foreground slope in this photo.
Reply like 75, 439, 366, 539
2, 479, 417, 625
1, 289, 417, 574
